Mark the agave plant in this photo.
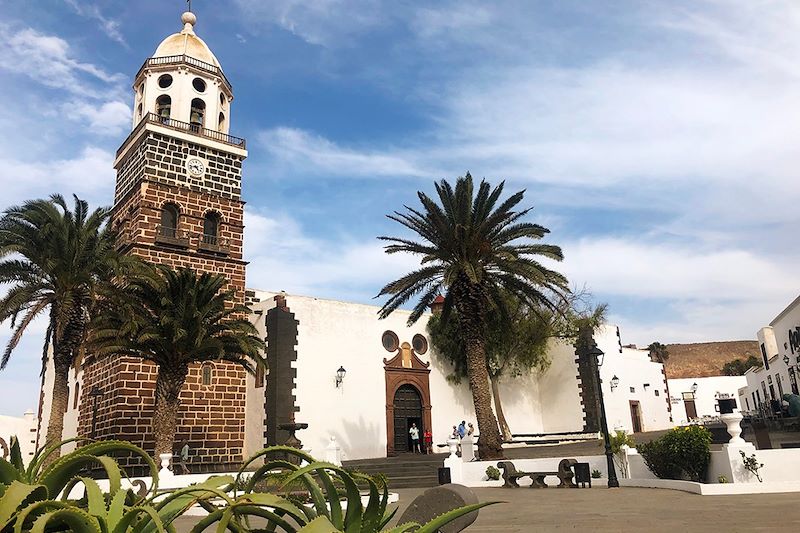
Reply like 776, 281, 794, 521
0, 435, 192, 533
187, 445, 494, 533
2, 440, 495, 532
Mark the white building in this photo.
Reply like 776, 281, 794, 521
738, 295, 800, 415
0, 411, 37, 464
668, 376, 748, 425
242, 293, 673, 460
593, 332, 673, 434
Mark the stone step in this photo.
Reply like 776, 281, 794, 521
344, 455, 444, 489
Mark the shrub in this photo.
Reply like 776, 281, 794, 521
638, 425, 711, 482
485, 466, 501, 481
591, 469, 602, 479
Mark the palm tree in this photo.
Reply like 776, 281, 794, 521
89, 266, 266, 457
647, 342, 669, 364
378, 174, 569, 459
0, 195, 120, 459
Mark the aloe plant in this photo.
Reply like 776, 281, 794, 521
2, 439, 497, 532
0, 436, 176, 533
186, 445, 496, 533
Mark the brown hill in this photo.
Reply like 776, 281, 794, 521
663, 341, 759, 378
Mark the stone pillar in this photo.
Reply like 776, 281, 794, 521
325, 436, 342, 466
461, 435, 475, 462
264, 296, 299, 448
443, 438, 463, 484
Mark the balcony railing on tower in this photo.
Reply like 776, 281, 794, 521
136, 54, 233, 92
118, 113, 246, 157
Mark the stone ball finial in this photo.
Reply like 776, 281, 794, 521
181, 11, 197, 27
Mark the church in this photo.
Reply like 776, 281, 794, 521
36, 9, 673, 470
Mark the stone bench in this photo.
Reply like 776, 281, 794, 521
497, 459, 577, 488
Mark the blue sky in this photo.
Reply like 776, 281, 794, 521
1, 0, 799, 415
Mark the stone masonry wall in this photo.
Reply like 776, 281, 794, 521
79, 129, 249, 473
115, 131, 243, 204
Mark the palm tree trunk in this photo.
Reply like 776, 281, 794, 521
454, 282, 504, 460
491, 375, 513, 442
43, 358, 70, 461
153, 365, 187, 458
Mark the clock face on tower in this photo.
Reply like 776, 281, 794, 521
186, 157, 206, 177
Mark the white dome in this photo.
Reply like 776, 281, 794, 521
153, 12, 221, 67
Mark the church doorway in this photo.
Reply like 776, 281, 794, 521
393, 384, 423, 453
383, 335, 432, 456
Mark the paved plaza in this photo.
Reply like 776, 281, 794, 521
173, 485, 800, 532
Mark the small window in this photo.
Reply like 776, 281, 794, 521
220, 93, 226, 106
137, 103, 143, 121
138, 83, 144, 96
412, 334, 428, 355
73, 383, 80, 410
158, 74, 173, 89
382, 331, 399, 352
190, 98, 206, 129
156, 95, 171, 119
160, 203, 179, 237
218, 112, 226, 131
201, 364, 213, 386
629, 387, 635, 393
255, 365, 265, 388
202, 212, 220, 245
192, 77, 207, 93
654, 390, 660, 397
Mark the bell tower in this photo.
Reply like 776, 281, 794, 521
78, 9, 249, 472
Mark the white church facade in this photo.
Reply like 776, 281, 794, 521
32, 8, 676, 467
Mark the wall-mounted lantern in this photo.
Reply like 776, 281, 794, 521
335, 366, 346, 388
610, 375, 620, 391
590, 344, 605, 367
691, 382, 698, 393
784, 354, 790, 366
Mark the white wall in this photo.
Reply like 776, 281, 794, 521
537, 341, 584, 433
668, 376, 747, 424
248, 291, 587, 461
596, 326, 673, 433
38, 352, 82, 452
0, 411, 38, 464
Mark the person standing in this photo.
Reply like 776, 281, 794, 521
409, 423, 421, 453
458, 420, 466, 439
424, 429, 433, 454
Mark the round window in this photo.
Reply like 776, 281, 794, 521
412, 334, 428, 355
158, 74, 173, 89
192, 77, 207, 92
382, 331, 399, 352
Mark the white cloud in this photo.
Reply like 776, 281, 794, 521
61, 100, 131, 136
63, 0, 127, 47
0, 25, 125, 97
562, 237, 800, 344
257, 128, 435, 178
244, 209, 418, 301
231, 0, 385, 46
0, 147, 116, 208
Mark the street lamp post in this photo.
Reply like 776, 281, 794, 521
589, 343, 620, 488
89, 386, 103, 439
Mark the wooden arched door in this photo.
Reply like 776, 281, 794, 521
393, 384, 423, 453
